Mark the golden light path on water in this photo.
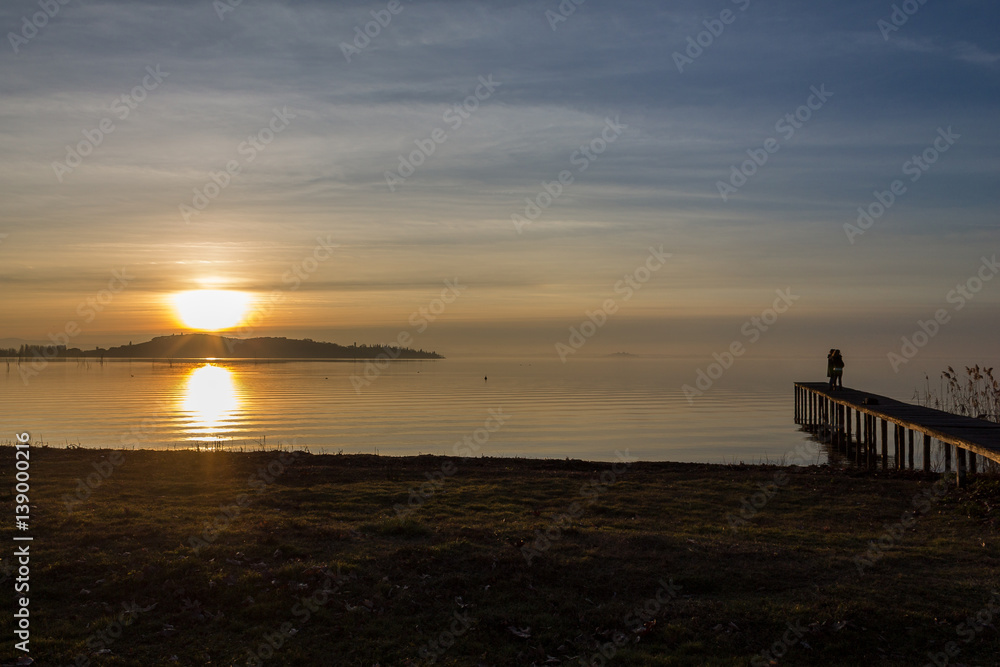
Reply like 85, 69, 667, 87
180, 364, 240, 442
0, 357, 947, 462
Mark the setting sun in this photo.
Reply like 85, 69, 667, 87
173, 290, 252, 331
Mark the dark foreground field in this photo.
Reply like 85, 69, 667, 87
2, 446, 999, 666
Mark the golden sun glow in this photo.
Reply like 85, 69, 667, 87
181, 364, 239, 440
173, 290, 252, 331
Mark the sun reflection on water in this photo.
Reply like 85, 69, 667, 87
181, 364, 239, 442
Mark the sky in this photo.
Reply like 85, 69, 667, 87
1, 0, 998, 373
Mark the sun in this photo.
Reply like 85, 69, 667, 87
173, 290, 253, 331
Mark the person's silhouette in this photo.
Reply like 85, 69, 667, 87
829, 349, 844, 389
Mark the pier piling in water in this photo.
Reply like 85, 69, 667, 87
794, 382, 1000, 486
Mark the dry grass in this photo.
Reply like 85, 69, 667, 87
1, 446, 999, 666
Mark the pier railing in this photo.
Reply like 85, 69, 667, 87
794, 382, 1000, 486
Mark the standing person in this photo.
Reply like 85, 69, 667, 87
831, 349, 844, 389
827, 349, 836, 388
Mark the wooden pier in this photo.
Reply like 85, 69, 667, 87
794, 382, 1000, 486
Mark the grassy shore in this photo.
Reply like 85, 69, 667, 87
2, 446, 999, 666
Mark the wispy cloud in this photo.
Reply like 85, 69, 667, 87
0, 0, 998, 359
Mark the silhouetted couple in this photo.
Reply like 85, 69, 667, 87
827, 349, 844, 389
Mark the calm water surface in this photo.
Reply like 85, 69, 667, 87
0, 356, 926, 462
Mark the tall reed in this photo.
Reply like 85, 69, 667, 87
914, 365, 1000, 422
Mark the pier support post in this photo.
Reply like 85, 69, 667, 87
845, 406, 852, 451
826, 398, 833, 442
863, 415, 869, 467
856, 410, 863, 464
908, 430, 914, 470
969, 451, 977, 475
858, 412, 868, 466
956, 448, 967, 488
857, 413, 865, 465
892, 424, 906, 470
944, 443, 952, 473
923, 434, 931, 473
880, 419, 888, 470
838, 405, 846, 450
800, 387, 805, 425
868, 416, 877, 469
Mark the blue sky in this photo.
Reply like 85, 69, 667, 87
0, 0, 997, 372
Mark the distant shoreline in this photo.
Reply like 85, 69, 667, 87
0, 442, 830, 470
3, 333, 443, 361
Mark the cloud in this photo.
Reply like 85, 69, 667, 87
0, 0, 998, 359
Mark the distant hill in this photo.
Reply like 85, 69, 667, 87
8, 334, 443, 360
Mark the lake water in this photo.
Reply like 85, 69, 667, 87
0, 356, 935, 463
